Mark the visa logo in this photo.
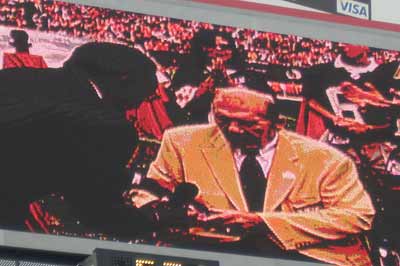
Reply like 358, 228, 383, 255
337, 0, 369, 20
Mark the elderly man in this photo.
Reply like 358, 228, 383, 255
141, 87, 375, 265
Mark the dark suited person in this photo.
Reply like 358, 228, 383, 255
0, 42, 157, 237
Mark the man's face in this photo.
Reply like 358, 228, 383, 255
213, 89, 276, 150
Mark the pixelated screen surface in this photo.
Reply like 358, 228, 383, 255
0, 0, 399, 265
0, 259, 16, 266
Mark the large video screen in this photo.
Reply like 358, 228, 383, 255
0, 1, 399, 265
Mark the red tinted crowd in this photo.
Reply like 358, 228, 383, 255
1, 0, 398, 69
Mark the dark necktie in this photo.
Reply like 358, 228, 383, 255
239, 151, 267, 212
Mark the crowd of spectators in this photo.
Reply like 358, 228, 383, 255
0, 0, 399, 69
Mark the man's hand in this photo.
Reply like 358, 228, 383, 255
332, 116, 372, 134
200, 209, 267, 234
267, 81, 303, 95
332, 116, 390, 134
339, 81, 391, 108
126, 188, 161, 208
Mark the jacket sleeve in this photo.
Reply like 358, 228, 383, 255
146, 130, 185, 192
261, 158, 375, 250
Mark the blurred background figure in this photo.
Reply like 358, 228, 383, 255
3, 29, 47, 69
169, 28, 246, 125
301, 43, 400, 265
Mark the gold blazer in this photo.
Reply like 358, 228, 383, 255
147, 124, 376, 265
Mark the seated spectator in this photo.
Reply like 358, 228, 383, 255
3, 29, 47, 69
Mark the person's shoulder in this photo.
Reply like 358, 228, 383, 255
163, 124, 217, 144
29, 54, 45, 59
374, 61, 399, 77
301, 63, 335, 86
306, 62, 348, 79
378, 61, 399, 71
304, 63, 332, 74
165, 123, 216, 137
280, 130, 348, 161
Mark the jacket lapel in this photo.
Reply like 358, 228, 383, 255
201, 126, 248, 211
264, 130, 299, 211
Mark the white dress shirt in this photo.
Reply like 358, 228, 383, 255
233, 133, 279, 177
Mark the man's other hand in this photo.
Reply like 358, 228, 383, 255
200, 209, 268, 235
